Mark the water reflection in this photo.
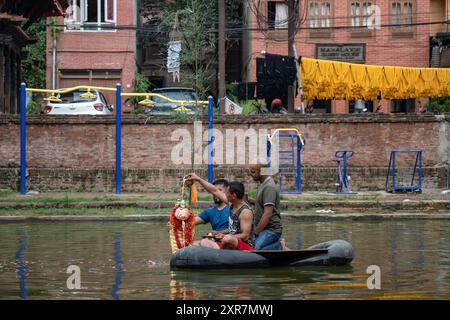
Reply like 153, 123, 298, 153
169, 266, 355, 300
295, 230, 301, 249
15, 233, 28, 300
111, 233, 125, 300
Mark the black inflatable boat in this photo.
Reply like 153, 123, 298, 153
170, 239, 353, 269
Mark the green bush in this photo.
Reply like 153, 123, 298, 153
238, 99, 267, 114
22, 19, 46, 89
131, 73, 151, 114
75, 185, 87, 193
226, 82, 239, 100
426, 97, 450, 114
27, 100, 41, 115
239, 100, 258, 114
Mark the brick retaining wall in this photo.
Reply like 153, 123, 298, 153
0, 114, 448, 192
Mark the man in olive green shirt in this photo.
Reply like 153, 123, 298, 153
249, 164, 283, 250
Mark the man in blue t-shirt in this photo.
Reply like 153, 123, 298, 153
194, 179, 230, 232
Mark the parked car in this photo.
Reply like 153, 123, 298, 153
42, 89, 114, 115
144, 87, 203, 115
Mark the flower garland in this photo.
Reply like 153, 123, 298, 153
170, 205, 196, 250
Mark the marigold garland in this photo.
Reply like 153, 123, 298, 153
169, 205, 195, 251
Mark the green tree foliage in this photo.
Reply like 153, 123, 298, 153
21, 19, 47, 89
426, 97, 450, 114
142, 0, 242, 99
131, 73, 151, 114
159, 0, 217, 99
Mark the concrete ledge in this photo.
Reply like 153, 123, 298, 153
0, 200, 449, 211
1, 212, 450, 222
0, 113, 448, 125
0, 215, 168, 222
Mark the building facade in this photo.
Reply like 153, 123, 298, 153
46, 0, 450, 114
1, 0, 68, 114
46, 0, 136, 105
138, 1, 244, 92
244, 0, 450, 113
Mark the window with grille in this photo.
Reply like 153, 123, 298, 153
390, 1, 415, 38
350, 1, 374, 28
65, 0, 117, 31
349, 1, 375, 38
308, 0, 332, 38
308, 0, 332, 28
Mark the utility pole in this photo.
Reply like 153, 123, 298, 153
218, 0, 226, 114
287, 0, 296, 113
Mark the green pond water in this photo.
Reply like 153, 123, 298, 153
0, 219, 449, 300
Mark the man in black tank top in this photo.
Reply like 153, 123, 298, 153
185, 174, 256, 251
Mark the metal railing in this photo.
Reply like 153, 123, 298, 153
19, 83, 215, 195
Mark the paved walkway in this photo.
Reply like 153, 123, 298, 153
0, 189, 448, 221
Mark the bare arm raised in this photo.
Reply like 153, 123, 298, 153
184, 173, 229, 205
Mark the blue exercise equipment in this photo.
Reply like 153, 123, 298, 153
385, 150, 423, 193
332, 150, 357, 194
267, 129, 305, 194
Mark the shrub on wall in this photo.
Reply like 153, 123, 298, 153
426, 97, 450, 114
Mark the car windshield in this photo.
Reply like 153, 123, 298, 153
55, 91, 97, 103
151, 90, 198, 104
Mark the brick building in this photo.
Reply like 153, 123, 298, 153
46, 0, 136, 104
46, 0, 450, 113
138, 1, 244, 91
0, 0, 68, 114
243, 0, 450, 113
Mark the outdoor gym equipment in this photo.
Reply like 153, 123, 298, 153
21, 84, 122, 195
332, 150, 357, 194
121, 93, 214, 183
267, 128, 305, 194
19, 84, 214, 195
385, 150, 423, 193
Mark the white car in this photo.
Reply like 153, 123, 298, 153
43, 89, 114, 115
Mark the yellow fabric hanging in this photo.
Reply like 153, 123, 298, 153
430, 69, 441, 97
316, 59, 334, 100
349, 64, 368, 100
381, 66, 397, 99
331, 60, 351, 100
436, 68, 450, 97
394, 67, 408, 99
301, 57, 319, 99
402, 68, 421, 99
419, 69, 436, 98
300, 57, 450, 100
365, 65, 383, 100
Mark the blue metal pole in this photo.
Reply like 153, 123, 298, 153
392, 151, 396, 193
207, 96, 214, 183
411, 151, 419, 187
267, 137, 271, 176
111, 232, 124, 300
15, 233, 28, 299
385, 152, 393, 192
419, 151, 423, 190
296, 135, 301, 193
343, 151, 348, 190
20, 83, 27, 195
115, 84, 122, 194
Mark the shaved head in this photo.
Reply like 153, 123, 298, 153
249, 164, 270, 182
